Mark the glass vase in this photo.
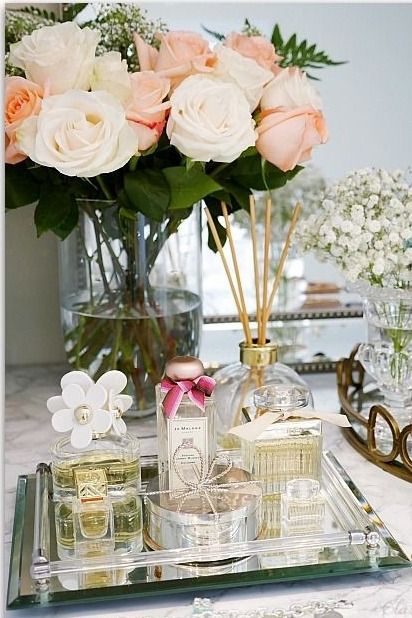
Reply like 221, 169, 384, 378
59, 201, 202, 417
213, 341, 313, 449
357, 285, 412, 426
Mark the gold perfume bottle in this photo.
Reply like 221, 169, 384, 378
156, 356, 216, 491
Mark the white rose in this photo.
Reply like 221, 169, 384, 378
212, 44, 273, 111
260, 67, 323, 111
166, 75, 256, 163
8, 22, 99, 95
17, 90, 139, 177
91, 52, 131, 105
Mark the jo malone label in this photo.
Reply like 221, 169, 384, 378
167, 417, 208, 491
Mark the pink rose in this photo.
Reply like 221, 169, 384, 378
126, 71, 171, 151
5, 76, 44, 164
256, 106, 328, 172
225, 32, 281, 71
134, 31, 216, 87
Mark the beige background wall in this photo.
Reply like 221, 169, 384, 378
5, 2, 412, 365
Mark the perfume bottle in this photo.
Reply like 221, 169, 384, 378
52, 434, 142, 558
281, 479, 325, 566
238, 383, 322, 539
281, 479, 325, 536
241, 384, 322, 494
156, 356, 216, 491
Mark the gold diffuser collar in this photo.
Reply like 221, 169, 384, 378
239, 341, 277, 367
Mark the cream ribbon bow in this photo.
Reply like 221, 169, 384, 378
228, 407, 351, 442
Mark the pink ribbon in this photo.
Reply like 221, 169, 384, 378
160, 375, 216, 419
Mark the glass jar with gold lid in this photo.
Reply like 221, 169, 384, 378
213, 340, 313, 449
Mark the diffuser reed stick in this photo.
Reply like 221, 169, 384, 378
221, 203, 252, 345
261, 202, 302, 343
249, 195, 262, 342
205, 198, 301, 346
259, 198, 272, 345
204, 207, 250, 341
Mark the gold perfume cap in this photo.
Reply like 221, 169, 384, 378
239, 341, 277, 367
165, 356, 204, 381
74, 468, 108, 502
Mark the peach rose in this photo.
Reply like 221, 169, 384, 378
126, 71, 171, 151
225, 32, 281, 71
134, 31, 216, 87
5, 76, 44, 164
256, 106, 328, 172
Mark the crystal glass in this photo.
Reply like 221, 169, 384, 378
59, 201, 202, 417
357, 285, 412, 427
156, 385, 216, 491
214, 341, 314, 449
51, 433, 142, 558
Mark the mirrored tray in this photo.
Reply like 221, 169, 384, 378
7, 451, 411, 610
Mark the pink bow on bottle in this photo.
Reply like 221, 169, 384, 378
160, 375, 216, 419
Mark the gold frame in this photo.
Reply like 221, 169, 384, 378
337, 345, 412, 482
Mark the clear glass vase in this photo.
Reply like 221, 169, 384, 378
59, 201, 202, 417
357, 285, 412, 426
213, 341, 313, 449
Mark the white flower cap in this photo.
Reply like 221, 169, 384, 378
47, 370, 131, 449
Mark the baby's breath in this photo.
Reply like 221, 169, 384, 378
296, 168, 412, 289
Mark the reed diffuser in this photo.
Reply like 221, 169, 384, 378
207, 197, 312, 448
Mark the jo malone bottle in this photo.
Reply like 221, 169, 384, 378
156, 356, 216, 491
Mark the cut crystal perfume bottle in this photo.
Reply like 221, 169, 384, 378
237, 383, 322, 539
156, 356, 216, 491
281, 479, 325, 536
280, 478, 326, 566
241, 384, 322, 494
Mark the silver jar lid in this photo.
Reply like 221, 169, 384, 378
144, 467, 262, 551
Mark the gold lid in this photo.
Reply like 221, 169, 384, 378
239, 341, 277, 367
74, 468, 108, 501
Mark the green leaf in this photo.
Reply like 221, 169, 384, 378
52, 202, 79, 240
34, 186, 76, 237
270, 22, 346, 77
201, 25, 225, 41
62, 3, 87, 21
222, 152, 303, 191
5, 163, 40, 209
271, 24, 283, 49
163, 164, 221, 210
218, 180, 251, 210
124, 169, 170, 222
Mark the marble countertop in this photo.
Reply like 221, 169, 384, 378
5, 365, 412, 618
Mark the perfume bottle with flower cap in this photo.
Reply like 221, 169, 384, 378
156, 356, 217, 491
48, 369, 143, 558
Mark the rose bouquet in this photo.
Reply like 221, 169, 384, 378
5, 5, 338, 414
